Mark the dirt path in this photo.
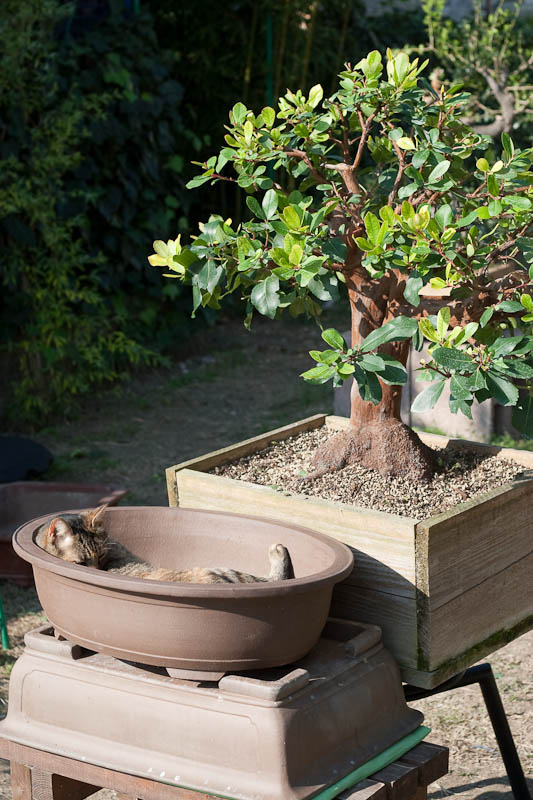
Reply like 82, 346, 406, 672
1, 313, 531, 797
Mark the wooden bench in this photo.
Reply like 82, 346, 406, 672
1, 738, 448, 800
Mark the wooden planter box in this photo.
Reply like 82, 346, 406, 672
166, 414, 533, 689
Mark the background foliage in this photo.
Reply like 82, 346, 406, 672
0, 0, 196, 422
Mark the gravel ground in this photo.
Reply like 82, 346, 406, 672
214, 427, 526, 519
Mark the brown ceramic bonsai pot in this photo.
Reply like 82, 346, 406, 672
0, 482, 127, 586
12, 505, 353, 674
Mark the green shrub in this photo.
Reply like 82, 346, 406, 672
0, 0, 197, 423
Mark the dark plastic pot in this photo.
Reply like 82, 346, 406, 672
0, 482, 126, 586
12, 506, 354, 673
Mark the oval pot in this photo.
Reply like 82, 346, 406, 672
12, 506, 353, 673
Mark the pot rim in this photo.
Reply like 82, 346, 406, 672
12, 506, 354, 598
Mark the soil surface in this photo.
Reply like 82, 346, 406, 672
1, 313, 531, 798
214, 427, 527, 519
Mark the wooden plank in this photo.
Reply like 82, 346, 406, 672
0, 740, 218, 800
416, 477, 533, 611
176, 469, 417, 597
368, 762, 419, 800
330, 584, 418, 669
337, 777, 387, 799
10, 762, 32, 800
401, 613, 531, 688
399, 743, 448, 787
427, 551, 533, 669
417, 432, 533, 469
31, 769, 99, 800
167, 414, 327, 482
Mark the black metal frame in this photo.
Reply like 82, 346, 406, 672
404, 663, 531, 800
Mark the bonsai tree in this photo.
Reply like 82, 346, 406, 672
149, 49, 533, 481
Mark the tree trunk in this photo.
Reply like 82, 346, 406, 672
308, 249, 436, 482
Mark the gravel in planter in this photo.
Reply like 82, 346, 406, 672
212, 428, 524, 519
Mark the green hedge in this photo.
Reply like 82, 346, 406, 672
0, 0, 199, 423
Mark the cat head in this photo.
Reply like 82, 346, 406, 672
37, 504, 109, 567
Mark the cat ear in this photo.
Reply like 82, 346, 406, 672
84, 504, 108, 531
48, 518, 72, 543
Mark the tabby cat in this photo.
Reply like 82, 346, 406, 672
35, 505, 293, 583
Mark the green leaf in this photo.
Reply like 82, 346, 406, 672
377, 354, 408, 385
231, 102, 247, 125
490, 336, 520, 357
397, 137, 415, 150
308, 84, 324, 108
427, 160, 450, 182
476, 157, 490, 172
437, 307, 450, 339
307, 275, 334, 300
480, 307, 494, 327
503, 195, 532, 211
289, 244, 303, 265
488, 198, 502, 216
435, 204, 453, 231
364, 212, 380, 243
309, 349, 338, 365
355, 237, 373, 252
411, 380, 446, 413
419, 318, 439, 342
497, 300, 524, 313
262, 106, 275, 128
450, 397, 473, 419
412, 149, 429, 169
301, 364, 335, 384
337, 363, 355, 377
450, 374, 474, 400
360, 316, 418, 352
485, 373, 519, 406
186, 174, 212, 189
521, 294, 533, 312
243, 119, 254, 145
196, 260, 223, 293
250, 275, 280, 319
360, 354, 386, 372
262, 189, 278, 220
487, 173, 499, 197
246, 196, 265, 219
359, 371, 382, 405
404, 271, 423, 307
501, 132, 514, 160
282, 206, 302, 230
379, 206, 395, 225
322, 328, 346, 349
432, 347, 473, 371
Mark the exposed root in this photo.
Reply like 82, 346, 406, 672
307, 418, 436, 483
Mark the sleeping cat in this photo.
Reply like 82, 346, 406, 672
35, 505, 293, 584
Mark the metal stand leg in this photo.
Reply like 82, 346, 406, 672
404, 663, 530, 800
